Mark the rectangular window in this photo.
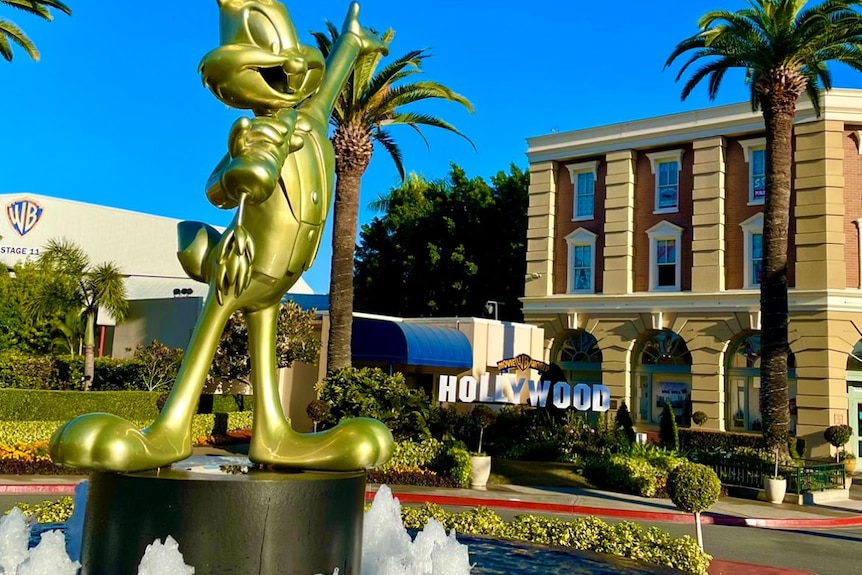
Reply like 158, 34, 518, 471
751, 232, 763, 286
572, 244, 591, 290
751, 149, 766, 202
575, 172, 595, 219
657, 161, 679, 210
656, 239, 676, 287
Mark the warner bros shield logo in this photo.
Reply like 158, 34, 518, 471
6, 199, 43, 236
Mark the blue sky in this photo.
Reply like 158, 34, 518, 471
5, 0, 862, 293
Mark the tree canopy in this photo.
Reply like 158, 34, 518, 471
354, 163, 528, 321
0, 0, 71, 62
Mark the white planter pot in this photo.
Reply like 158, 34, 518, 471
764, 476, 787, 504
470, 455, 492, 488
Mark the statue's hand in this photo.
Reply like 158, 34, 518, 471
341, 2, 388, 57
221, 114, 295, 205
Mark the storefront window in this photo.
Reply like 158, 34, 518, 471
635, 330, 692, 426
727, 332, 796, 433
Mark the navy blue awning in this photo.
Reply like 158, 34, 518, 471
352, 317, 473, 369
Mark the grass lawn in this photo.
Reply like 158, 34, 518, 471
487, 458, 593, 489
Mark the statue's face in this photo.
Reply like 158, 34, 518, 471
199, 0, 325, 111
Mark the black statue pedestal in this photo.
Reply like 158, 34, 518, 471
80, 462, 366, 575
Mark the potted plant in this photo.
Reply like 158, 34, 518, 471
823, 424, 857, 475
469, 405, 496, 488
763, 446, 787, 504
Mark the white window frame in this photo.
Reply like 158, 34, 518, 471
740, 213, 764, 289
647, 221, 683, 291
566, 161, 598, 221
739, 137, 766, 205
565, 228, 597, 293
646, 149, 683, 214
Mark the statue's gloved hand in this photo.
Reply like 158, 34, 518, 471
341, 2, 388, 57
221, 114, 295, 205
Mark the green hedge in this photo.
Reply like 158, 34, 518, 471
0, 389, 252, 421
0, 412, 254, 444
0, 352, 150, 391
679, 429, 766, 453
377, 438, 471, 488
401, 505, 710, 575
583, 447, 687, 498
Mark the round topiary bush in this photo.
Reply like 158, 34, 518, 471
824, 424, 853, 449
667, 462, 721, 550
306, 399, 331, 432
471, 405, 496, 455
668, 463, 721, 514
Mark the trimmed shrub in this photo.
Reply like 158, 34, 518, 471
824, 424, 853, 450
317, 367, 437, 441
668, 463, 722, 514
692, 411, 709, 427
583, 448, 686, 498
679, 428, 767, 453
4, 497, 75, 523
0, 412, 254, 445
376, 437, 471, 487
0, 352, 57, 389
0, 389, 251, 422
615, 402, 636, 444
659, 403, 679, 451
400, 506, 710, 575
470, 405, 496, 454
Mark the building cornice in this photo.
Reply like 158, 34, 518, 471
521, 288, 862, 315
526, 89, 862, 164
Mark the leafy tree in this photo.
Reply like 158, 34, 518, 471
29, 238, 129, 389
50, 308, 84, 355
312, 25, 473, 372
209, 302, 320, 390
0, 261, 60, 353
666, 0, 862, 448
316, 366, 437, 441
1, 0, 71, 62
354, 164, 528, 319
660, 402, 679, 452
133, 340, 184, 392
470, 405, 496, 455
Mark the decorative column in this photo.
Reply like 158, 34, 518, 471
525, 162, 556, 298
691, 137, 726, 293
603, 151, 636, 294
792, 120, 848, 457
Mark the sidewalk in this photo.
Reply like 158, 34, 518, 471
5, 449, 859, 575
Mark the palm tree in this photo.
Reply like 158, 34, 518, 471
312, 24, 474, 372
30, 238, 129, 389
0, 0, 71, 62
665, 0, 862, 448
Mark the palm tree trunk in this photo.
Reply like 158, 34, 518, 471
759, 99, 794, 449
83, 311, 96, 391
327, 169, 364, 372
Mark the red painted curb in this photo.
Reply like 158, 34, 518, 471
709, 559, 815, 575
0, 484, 79, 495
369, 491, 862, 529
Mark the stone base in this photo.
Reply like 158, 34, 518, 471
81, 464, 366, 575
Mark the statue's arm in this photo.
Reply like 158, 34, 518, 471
206, 112, 298, 208
303, 2, 387, 124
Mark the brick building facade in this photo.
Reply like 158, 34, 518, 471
523, 89, 862, 459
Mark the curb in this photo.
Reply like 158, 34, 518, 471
370, 491, 862, 529
5, 481, 862, 530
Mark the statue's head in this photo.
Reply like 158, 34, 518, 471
199, 0, 325, 111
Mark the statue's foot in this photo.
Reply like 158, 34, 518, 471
249, 417, 394, 471
50, 413, 192, 473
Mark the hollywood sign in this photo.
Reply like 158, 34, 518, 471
437, 374, 610, 412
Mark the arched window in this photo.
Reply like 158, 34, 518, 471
556, 330, 602, 363
726, 332, 796, 433
633, 330, 692, 426
640, 330, 691, 365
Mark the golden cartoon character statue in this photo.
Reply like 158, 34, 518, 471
50, 0, 394, 473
